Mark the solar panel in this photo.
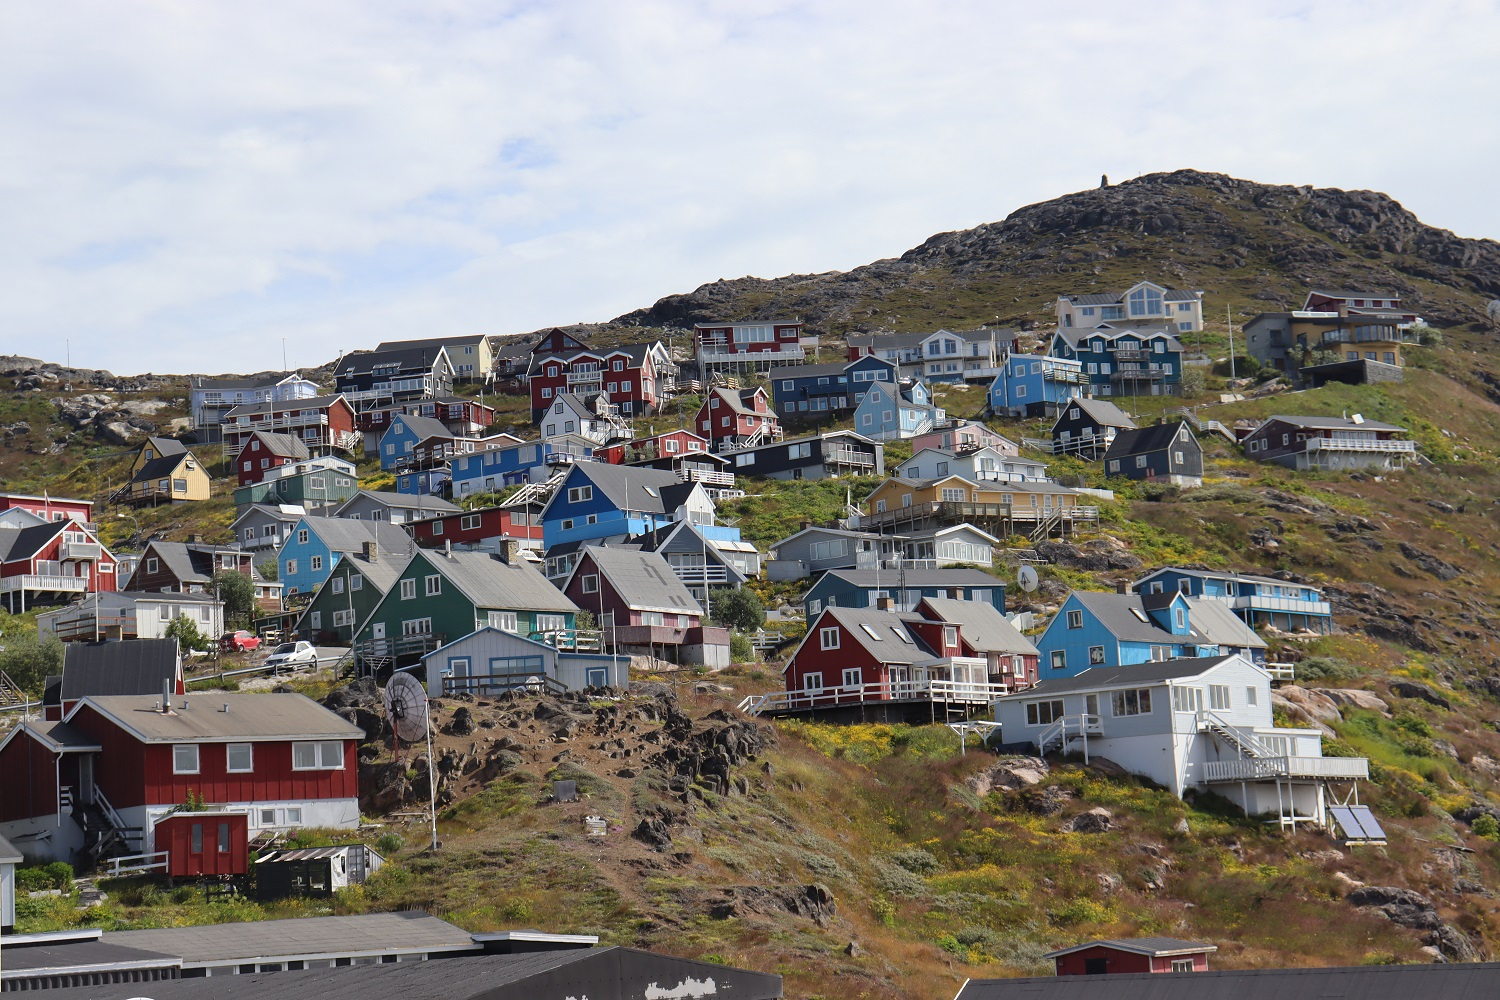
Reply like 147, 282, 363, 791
1330, 805, 1386, 843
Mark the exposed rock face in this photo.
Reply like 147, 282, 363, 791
706, 884, 837, 927
1387, 680, 1452, 709
1347, 886, 1481, 961
1312, 688, 1391, 715
1062, 807, 1114, 834
1273, 686, 1341, 730
965, 756, 1049, 797
1033, 539, 1142, 572
1397, 542, 1461, 582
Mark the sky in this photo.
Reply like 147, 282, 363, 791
3, 1, 1498, 375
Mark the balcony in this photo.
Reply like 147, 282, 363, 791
1229, 595, 1333, 616
665, 563, 733, 585
1, 575, 89, 595
60, 540, 102, 561
530, 628, 604, 653
1200, 756, 1369, 782
698, 346, 807, 366
859, 500, 1099, 530
676, 467, 736, 487
1304, 437, 1416, 454
826, 448, 876, 469
738, 678, 1010, 717
567, 370, 605, 386
1109, 365, 1169, 382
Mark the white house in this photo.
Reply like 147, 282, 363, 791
416, 626, 630, 697
540, 392, 630, 445
994, 655, 1370, 831
37, 591, 225, 643
897, 446, 1050, 485
1056, 281, 1204, 334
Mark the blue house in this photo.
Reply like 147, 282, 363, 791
1048, 322, 1185, 398
377, 413, 453, 471
852, 379, 946, 441
802, 568, 1006, 618
1133, 567, 1334, 635
771, 355, 896, 419
394, 466, 451, 497
988, 354, 1087, 417
277, 515, 415, 598
449, 434, 597, 499
1035, 590, 1267, 679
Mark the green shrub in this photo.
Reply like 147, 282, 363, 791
802, 852, 849, 881
1295, 657, 1361, 682
1471, 814, 1500, 840
374, 832, 405, 855
886, 848, 940, 875
872, 860, 927, 898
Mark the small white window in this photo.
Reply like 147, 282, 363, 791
400, 579, 417, 600
226, 743, 254, 773
292, 740, 345, 770
819, 627, 841, 650
582, 574, 599, 594
173, 744, 200, 774
424, 574, 442, 596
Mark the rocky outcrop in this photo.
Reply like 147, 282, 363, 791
1387, 680, 1452, 709
1346, 886, 1481, 961
1312, 688, 1391, 715
706, 884, 837, 927
1062, 807, 1114, 834
1272, 686, 1340, 734
965, 756, 1049, 798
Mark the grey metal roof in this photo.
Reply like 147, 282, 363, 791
818, 606, 931, 665
25, 720, 102, 751
1261, 414, 1405, 432
223, 393, 349, 417
570, 463, 687, 514
0, 519, 66, 560
421, 550, 578, 613
998, 656, 1241, 699
1042, 937, 1217, 958
336, 546, 409, 594
580, 545, 702, 615
1064, 592, 1264, 648
136, 539, 239, 586
58, 639, 180, 703
1181, 599, 1267, 649
335, 490, 459, 515
917, 598, 1037, 655
238, 431, 310, 460
0, 935, 179, 976
78, 692, 363, 743
1059, 397, 1138, 429
820, 568, 1005, 589
334, 344, 449, 377
298, 515, 416, 557
954, 962, 1500, 1000
390, 413, 454, 441
1134, 566, 1312, 590
104, 912, 472, 965
375, 335, 488, 351
766, 359, 851, 381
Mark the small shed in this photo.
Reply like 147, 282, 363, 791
154, 811, 250, 878
1045, 937, 1216, 976
254, 844, 385, 900
1, 832, 21, 932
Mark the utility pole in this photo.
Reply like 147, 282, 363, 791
1227, 305, 1237, 381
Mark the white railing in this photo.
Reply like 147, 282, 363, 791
1229, 595, 1332, 615
229, 412, 329, 430
1037, 713, 1103, 754
60, 540, 102, 561
738, 678, 1009, 716
1050, 433, 1115, 455
1, 575, 88, 594
106, 851, 169, 877
567, 370, 604, 384
95, 788, 130, 835
1200, 756, 1369, 782
1264, 662, 1296, 681
59, 785, 74, 811
826, 449, 876, 467
677, 467, 736, 486
698, 346, 806, 365
1197, 710, 1275, 758
1305, 437, 1416, 453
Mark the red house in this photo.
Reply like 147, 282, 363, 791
0, 518, 118, 613
357, 395, 498, 442
0, 692, 362, 872
562, 547, 730, 668
695, 387, 782, 451
596, 430, 712, 466
222, 394, 360, 455
528, 342, 672, 420
407, 503, 544, 552
1044, 938, 1216, 976
914, 597, 1039, 691
235, 430, 310, 486
0, 493, 94, 526
694, 320, 805, 375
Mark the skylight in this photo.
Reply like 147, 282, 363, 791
1130, 608, 1149, 622
860, 623, 884, 641
892, 627, 913, 643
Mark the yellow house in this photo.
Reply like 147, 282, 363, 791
121, 436, 211, 503
862, 475, 1095, 532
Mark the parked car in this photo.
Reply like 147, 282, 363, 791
219, 630, 262, 653
263, 640, 319, 673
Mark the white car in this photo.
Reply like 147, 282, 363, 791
263, 640, 319, 673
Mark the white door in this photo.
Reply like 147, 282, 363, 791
371, 622, 386, 640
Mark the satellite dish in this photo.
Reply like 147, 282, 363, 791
383, 672, 430, 745
1017, 565, 1040, 593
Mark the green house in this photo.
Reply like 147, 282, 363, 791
292, 543, 411, 645
353, 549, 578, 670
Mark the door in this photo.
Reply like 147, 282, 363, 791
371, 622, 386, 640
1084, 958, 1108, 975
1084, 694, 1100, 724
586, 667, 609, 689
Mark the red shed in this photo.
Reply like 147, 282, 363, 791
1045, 938, 1216, 976
153, 811, 249, 877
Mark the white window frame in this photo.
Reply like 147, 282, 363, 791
292, 740, 345, 770
173, 743, 200, 774
226, 743, 254, 773
819, 627, 840, 650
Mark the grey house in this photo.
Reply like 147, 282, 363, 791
232, 503, 310, 555
331, 489, 459, 525
767, 526, 905, 582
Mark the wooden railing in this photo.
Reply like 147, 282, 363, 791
738, 678, 1010, 717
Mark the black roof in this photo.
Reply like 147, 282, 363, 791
334, 344, 448, 377
954, 963, 1500, 1000
1103, 421, 1194, 461
23, 947, 783, 1000
52, 639, 180, 705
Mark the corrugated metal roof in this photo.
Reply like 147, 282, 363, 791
79, 692, 363, 743
60, 639, 180, 702
996, 656, 1240, 699
1262, 414, 1405, 432
421, 550, 578, 614
955, 962, 1500, 1000
1103, 421, 1196, 462
918, 598, 1037, 656
239, 431, 310, 460
1042, 937, 1217, 958
582, 546, 702, 615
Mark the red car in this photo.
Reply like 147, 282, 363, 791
219, 630, 262, 653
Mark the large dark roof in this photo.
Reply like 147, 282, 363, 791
1042, 937, 1216, 958
1103, 421, 1195, 460
56, 639, 180, 704
954, 963, 1500, 1000
21, 946, 784, 1000
334, 344, 448, 377
0, 519, 66, 560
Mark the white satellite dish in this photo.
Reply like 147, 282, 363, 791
383, 672, 439, 852
1017, 565, 1040, 593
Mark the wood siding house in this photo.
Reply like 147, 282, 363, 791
1102, 420, 1203, 487
1241, 415, 1415, 471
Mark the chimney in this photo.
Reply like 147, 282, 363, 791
800, 520, 812, 531
362, 540, 377, 560
444, 538, 453, 558
1117, 581, 1129, 594
188, 533, 204, 544
876, 597, 892, 611
499, 538, 520, 565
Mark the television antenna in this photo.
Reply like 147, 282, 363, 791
383, 672, 439, 851
1017, 565, 1040, 593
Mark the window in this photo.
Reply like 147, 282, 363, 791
1209, 684, 1231, 710
173, 744, 200, 774
1066, 610, 1083, 629
819, 627, 841, 650
941, 487, 965, 502
350, 575, 363, 591
536, 613, 567, 632
1088, 645, 1105, 664
1049, 649, 1066, 670
332, 609, 355, 627
581, 574, 599, 594
1246, 686, 1259, 707
842, 667, 862, 688
297, 529, 309, 544
292, 740, 345, 770
1025, 699, 1065, 725
1170, 960, 1195, 973
1111, 688, 1152, 716
489, 611, 519, 632
1171, 686, 1204, 713
226, 743, 254, 773
146, 557, 159, 574
424, 574, 442, 596
191, 823, 203, 854
310, 555, 322, 572
1173, 607, 1186, 629
310, 611, 322, 629
399, 579, 416, 600
803, 672, 824, 692
1135, 455, 1148, 469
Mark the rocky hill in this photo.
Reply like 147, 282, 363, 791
614, 170, 1500, 339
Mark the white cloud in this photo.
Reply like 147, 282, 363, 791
1, 0, 1496, 373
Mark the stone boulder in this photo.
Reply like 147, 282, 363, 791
706, 884, 837, 927
965, 756, 1049, 798
1312, 688, 1391, 715
1271, 687, 1337, 735
1062, 807, 1114, 834
1397, 542, 1460, 582
1347, 886, 1442, 930
1387, 680, 1452, 709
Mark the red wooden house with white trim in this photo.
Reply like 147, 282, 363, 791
1, 518, 117, 613
1044, 938, 1216, 976
0, 692, 361, 875
528, 342, 672, 420
235, 430, 310, 486
595, 430, 712, 466
695, 387, 782, 451
222, 394, 359, 455
694, 320, 806, 375
0, 493, 94, 526
407, 503, 545, 553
